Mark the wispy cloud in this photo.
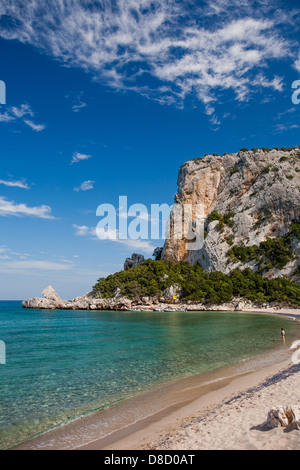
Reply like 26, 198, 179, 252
72, 224, 96, 237
0, 103, 45, 131
0, 246, 75, 274
71, 152, 92, 164
3, 260, 72, 271
74, 180, 95, 192
295, 52, 300, 73
0, 179, 29, 189
0, 0, 298, 120
23, 120, 46, 132
10, 104, 34, 118
120, 239, 155, 254
0, 111, 15, 122
72, 224, 154, 254
72, 92, 87, 113
273, 123, 300, 134
0, 196, 55, 219
65, 91, 87, 112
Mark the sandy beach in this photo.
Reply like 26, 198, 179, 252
140, 362, 300, 451
241, 306, 300, 319
77, 358, 299, 452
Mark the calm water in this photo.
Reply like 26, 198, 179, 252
0, 301, 298, 449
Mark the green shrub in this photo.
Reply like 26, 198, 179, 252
92, 259, 300, 306
207, 210, 223, 223
207, 210, 234, 229
290, 223, 300, 240
227, 234, 294, 272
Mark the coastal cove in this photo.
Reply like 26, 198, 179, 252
1, 301, 299, 450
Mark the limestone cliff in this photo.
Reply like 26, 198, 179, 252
124, 253, 145, 271
162, 147, 300, 280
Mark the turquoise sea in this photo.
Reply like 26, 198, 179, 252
0, 301, 298, 449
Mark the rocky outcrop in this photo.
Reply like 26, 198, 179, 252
124, 253, 145, 271
22, 285, 69, 309
264, 405, 300, 430
162, 148, 300, 279
23, 286, 253, 312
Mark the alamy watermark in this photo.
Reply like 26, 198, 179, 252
0, 341, 6, 365
0, 80, 6, 105
290, 340, 300, 365
292, 80, 300, 105
95, 196, 205, 251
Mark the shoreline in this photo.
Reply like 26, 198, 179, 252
22, 285, 300, 317
240, 306, 300, 318
139, 361, 300, 451
102, 361, 300, 451
11, 326, 300, 450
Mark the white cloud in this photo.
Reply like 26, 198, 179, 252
0, 111, 15, 122
0, 103, 45, 131
72, 224, 96, 237
74, 180, 95, 192
120, 239, 155, 254
0, 246, 76, 275
0, 179, 29, 189
295, 52, 300, 73
72, 224, 154, 254
71, 152, 92, 164
0, 196, 55, 219
0, 0, 297, 115
3, 260, 72, 271
72, 93, 87, 112
23, 120, 46, 132
11, 104, 34, 118
273, 123, 300, 133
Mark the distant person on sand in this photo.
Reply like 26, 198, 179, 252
281, 328, 286, 344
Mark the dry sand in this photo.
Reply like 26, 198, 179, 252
241, 306, 300, 319
140, 362, 300, 451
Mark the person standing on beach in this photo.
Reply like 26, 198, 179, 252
281, 328, 286, 344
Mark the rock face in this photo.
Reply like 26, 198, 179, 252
163, 284, 181, 300
22, 285, 71, 310
23, 285, 248, 312
124, 253, 145, 271
23, 283, 141, 311
42, 286, 62, 304
162, 148, 300, 280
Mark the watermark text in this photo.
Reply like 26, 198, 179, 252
0, 340, 6, 365
292, 80, 300, 105
96, 196, 205, 251
0, 80, 6, 105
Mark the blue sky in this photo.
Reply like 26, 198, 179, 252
0, 0, 299, 300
